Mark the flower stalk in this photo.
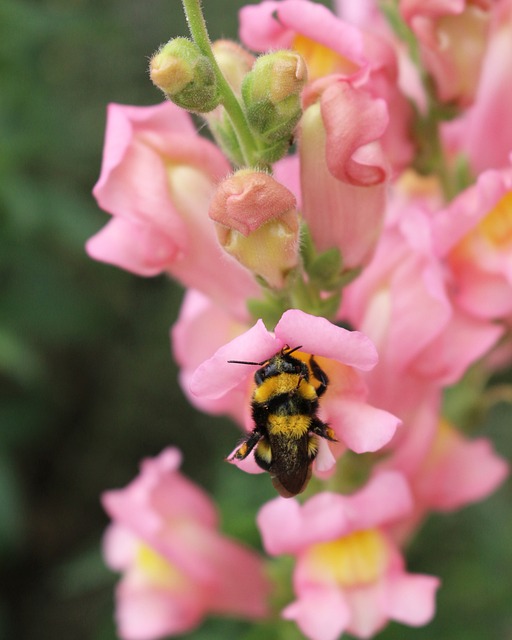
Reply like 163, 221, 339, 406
181, 0, 264, 168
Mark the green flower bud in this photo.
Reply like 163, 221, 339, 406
150, 37, 220, 113
242, 50, 307, 142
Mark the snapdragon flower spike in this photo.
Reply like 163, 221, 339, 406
257, 471, 440, 640
102, 448, 270, 640
209, 169, 300, 288
189, 309, 400, 478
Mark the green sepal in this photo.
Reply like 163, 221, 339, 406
209, 113, 246, 167
299, 224, 317, 271
257, 137, 291, 165
170, 54, 220, 113
306, 247, 342, 284
316, 291, 342, 319
244, 99, 301, 143
246, 297, 285, 331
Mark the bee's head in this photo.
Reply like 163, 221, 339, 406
254, 346, 309, 384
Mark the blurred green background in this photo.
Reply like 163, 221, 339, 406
0, 1, 511, 639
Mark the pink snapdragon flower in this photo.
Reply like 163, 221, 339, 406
257, 471, 440, 640
189, 309, 400, 472
342, 192, 503, 415
376, 396, 508, 541
431, 166, 512, 321
239, 0, 414, 173
102, 448, 269, 640
299, 89, 388, 269
87, 102, 259, 319
209, 169, 300, 288
442, 0, 512, 173
400, 0, 493, 106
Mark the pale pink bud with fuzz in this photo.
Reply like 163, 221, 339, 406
209, 170, 300, 288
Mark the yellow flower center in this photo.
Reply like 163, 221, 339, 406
136, 543, 184, 589
304, 529, 390, 587
292, 34, 358, 80
478, 191, 512, 247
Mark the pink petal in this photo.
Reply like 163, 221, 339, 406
239, 1, 295, 51
200, 533, 271, 619
330, 399, 400, 453
431, 169, 509, 256
258, 493, 354, 555
452, 265, 512, 319
412, 308, 503, 385
85, 216, 179, 276
321, 81, 389, 186
418, 435, 509, 511
299, 102, 387, 267
274, 153, 302, 206
115, 581, 203, 640
344, 582, 389, 638
385, 572, 440, 626
347, 471, 414, 530
93, 103, 195, 201
171, 290, 249, 422
102, 524, 138, 571
189, 320, 279, 400
275, 309, 378, 371
283, 587, 351, 640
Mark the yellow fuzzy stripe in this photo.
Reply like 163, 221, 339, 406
268, 414, 310, 437
253, 374, 317, 403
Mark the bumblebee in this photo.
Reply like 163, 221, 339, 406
228, 346, 336, 498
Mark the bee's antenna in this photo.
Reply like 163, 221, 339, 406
228, 345, 303, 366
284, 345, 303, 356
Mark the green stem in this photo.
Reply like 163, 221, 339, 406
181, 0, 262, 167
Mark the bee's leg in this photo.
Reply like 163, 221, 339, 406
228, 427, 263, 461
254, 437, 272, 471
307, 434, 319, 460
309, 355, 329, 398
310, 417, 337, 442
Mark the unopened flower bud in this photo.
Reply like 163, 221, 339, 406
242, 50, 307, 142
209, 170, 300, 288
150, 37, 220, 113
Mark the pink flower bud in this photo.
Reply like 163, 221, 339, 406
209, 170, 300, 288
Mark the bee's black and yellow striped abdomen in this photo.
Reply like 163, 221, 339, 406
228, 346, 336, 498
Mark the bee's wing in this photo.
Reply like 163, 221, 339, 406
269, 434, 312, 498
271, 463, 312, 498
